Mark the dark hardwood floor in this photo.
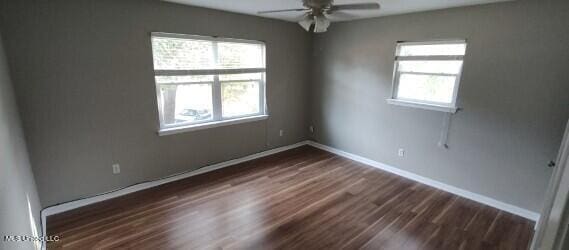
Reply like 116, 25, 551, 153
47, 146, 534, 249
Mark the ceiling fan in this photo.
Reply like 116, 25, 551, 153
258, 0, 380, 33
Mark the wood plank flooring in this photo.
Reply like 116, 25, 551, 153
46, 146, 534, 249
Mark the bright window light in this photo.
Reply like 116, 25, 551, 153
389, 40, 467, 113
151, 33, 267, 132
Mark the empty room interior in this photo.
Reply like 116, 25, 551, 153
1, 0, 569, 249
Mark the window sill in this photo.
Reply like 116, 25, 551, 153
158, 115, 269, 136
386, 99, 458, 113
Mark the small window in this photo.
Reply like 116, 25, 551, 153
388, 40, 467, 113
151, 33, 267, 135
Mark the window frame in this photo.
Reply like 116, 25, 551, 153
387, 40, 467, 113
150, 32, 268, 135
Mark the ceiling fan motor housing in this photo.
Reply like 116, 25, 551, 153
303, 0, 333, 11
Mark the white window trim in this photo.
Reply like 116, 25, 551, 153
158, 115, 269, 136
388, 40, 467, 113
151, 32, 268, 135
386, 99, 458, 113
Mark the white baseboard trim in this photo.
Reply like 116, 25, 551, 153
40, 140, 310, 248
306, 141, 541, 223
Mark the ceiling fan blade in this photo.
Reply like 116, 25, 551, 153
258, 8, 308, 14
330, 3, 380, 11
295, 12, 312, 22
325, 11, 358, 21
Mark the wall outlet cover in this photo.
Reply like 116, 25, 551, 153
112, 164, 121, 174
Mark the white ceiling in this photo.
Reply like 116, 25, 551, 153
164, 0, 513, 22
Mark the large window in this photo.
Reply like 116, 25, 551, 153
388, 40, 467, 113
151, 33, 267, 135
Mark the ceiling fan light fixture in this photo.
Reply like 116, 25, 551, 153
313, 15, 330, 33
298, 15, 314, 31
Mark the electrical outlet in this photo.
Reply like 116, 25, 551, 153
112, 164, 120, 174
309, 126, 314, 133
279, 129, 284, 137
398, 148, 405, 157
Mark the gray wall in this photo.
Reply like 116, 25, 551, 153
0, 0, 311, 207
0, 31, 42, 250
309, 0, 569, 212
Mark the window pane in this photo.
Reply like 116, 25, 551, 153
397, 74, 456, 104
218, 42, 264, 69
155, 75, 214, 84
398, 43, 466, 56
159, 84, 213, 126
222, 81, 260, 118
151, 37, 214, 70
398, 61, 463, 74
